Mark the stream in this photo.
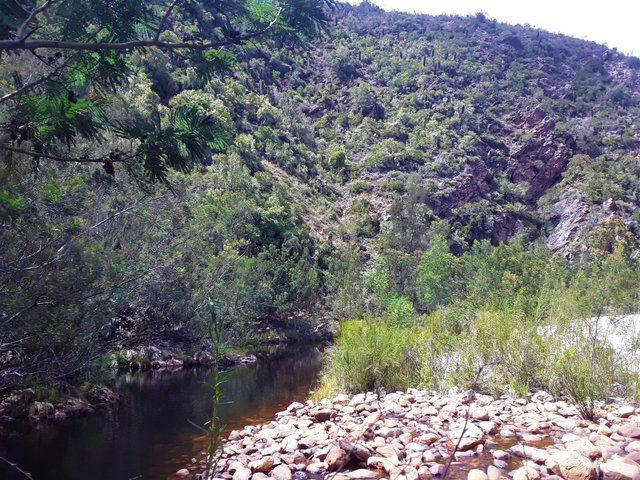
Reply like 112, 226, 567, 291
0, 347, 323, 480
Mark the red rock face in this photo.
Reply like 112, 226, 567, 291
507, 107, 576, 202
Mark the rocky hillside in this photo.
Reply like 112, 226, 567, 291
260, 2, 640, 256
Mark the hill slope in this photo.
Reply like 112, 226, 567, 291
272, 3, 640, 256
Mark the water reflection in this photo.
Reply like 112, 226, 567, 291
0, 346, 323, 480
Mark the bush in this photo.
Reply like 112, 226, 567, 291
321, 318, 421, 393
348, 179, 372, 194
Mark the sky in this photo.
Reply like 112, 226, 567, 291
343, 0, 640, 56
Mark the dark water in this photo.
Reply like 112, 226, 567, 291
0, 347, 323, 480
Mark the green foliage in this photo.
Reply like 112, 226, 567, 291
553, 345, 618, 420
0, 0, 333, 181
322, 241, 640, 409
416, 235, 458, 312
347, 179, 372, 194
202, 300, 227, 477
322, 319, 421, 393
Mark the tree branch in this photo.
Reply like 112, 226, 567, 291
0, 456, 33, 480
1, 9, 282, 53
0, 56, 73, 105
154, 0, 181, 41
15, 0, 60, 41
0, 144, 133, 163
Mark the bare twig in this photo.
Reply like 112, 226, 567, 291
15, 0, 60, 41
0, 456, 34, 480
154, 0, 181, 41
441, 364, 489, 480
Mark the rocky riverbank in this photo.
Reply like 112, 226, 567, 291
179, 390, 640, 480
0, 385, 119, 422
108, 343, 259, 371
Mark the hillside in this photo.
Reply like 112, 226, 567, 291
1, 1, 640, 401
276, 3, 640, 256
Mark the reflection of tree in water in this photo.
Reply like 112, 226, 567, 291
0, 348, 323, 480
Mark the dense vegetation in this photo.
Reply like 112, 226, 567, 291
318, 238, 640, 417
1, 0, 640, 406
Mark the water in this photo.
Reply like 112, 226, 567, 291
0, 347, 323, 480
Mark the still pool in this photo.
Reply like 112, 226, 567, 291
0, 347, 323, 480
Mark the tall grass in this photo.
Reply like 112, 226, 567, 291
318, 319, 422, 395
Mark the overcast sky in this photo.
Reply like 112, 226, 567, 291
344, 0, 640, 56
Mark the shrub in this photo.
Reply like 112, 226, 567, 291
321, 318, 421, 393
348, 179, 372, 194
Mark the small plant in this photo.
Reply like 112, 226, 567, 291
190, 299, 228, 478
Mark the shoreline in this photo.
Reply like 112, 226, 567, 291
0, 342, 318, 424
180, 389, 640, 480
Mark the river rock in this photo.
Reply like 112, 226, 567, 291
367, 456, 398, 473
176, 468, 190, 478
467, 469, 488, 480
305, 462, 327, 474
493, 450, 510, 460
549, 451, 595, 480
28, 401, 54, 420
450, 422, 485, 451
487, 465, 501, 480
249, 457, 274, 473
418, 465, 432, 480
270, 465, 293, 480
471, 408, 490, 421
618, 406, 637, 418
327, 447, 349, 471
234, 467, 253, 480
311, 409, 333, 422
619, 423, 640, 439
565, 439, 601, 459
601, 458, 640, 480
513, 466, 540, 480
508, 444, 550, 463
346, 469, 380, 479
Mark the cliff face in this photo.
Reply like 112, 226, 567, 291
257, 4, 640, 256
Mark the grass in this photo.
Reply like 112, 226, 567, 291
317, 318, 422, 396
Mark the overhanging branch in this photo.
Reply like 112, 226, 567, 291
0, 145, 133, 163
1, 10, 282, 53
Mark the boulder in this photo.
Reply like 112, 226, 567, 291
467, 469, 488, 480
619, 423, 640, 439
85, 385, 118, 408
0, 388, 35, 418
549, 451, 595, 480
601, 458, 640, 480
326, 447, 349, 471
176, 469, 190, 478
270, 465, 293, 480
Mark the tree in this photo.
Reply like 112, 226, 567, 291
0, 0, 335, 184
